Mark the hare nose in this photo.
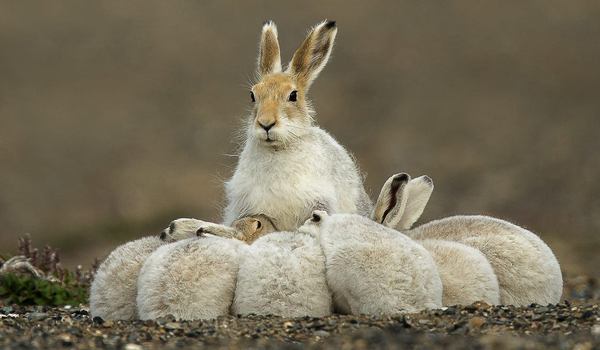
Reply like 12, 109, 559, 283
258, 122, 275, 132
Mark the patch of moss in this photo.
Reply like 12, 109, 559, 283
0, 273, 88, 306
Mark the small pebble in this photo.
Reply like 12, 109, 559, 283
314, 330, 330, 337
468, 316, 486, 329
27, 312, 48, 321
165, 322, 182, 330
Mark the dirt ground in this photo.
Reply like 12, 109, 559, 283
1, 277, 599, 349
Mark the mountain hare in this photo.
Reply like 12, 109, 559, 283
303, 210, 443, 315
90, 236, 166, 320
167, 20, 372, 238
372, 173, 500, 306
377, 173, 562, 306
232, 229, 332, 317
136, 236, 245, 320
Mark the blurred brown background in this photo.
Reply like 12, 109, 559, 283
1, 1, 599, 277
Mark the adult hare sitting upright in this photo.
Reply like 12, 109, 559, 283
167, 20, 372, 236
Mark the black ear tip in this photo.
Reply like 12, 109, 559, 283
263, 19, 274, 27
422, 176, 433, 185
392, 173, 410, 185
324, 20, 337, 29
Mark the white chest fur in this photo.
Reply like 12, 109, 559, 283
223, 131, 339, 231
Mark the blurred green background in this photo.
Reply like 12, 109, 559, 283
1, 1, 598, 277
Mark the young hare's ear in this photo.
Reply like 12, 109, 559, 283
372, 173, 411, 228
287, 20, 337, 91
396, 176, 434, 231
257, 20, 282, 76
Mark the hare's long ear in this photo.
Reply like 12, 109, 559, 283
396, 176, 434, 230
371, 173, 411, 228
287, 20, 337, 91
257, 20, 282, 76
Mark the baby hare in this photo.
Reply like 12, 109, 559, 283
90, 236, 165, 320
137, 236, 245, 320
377, 173, 563, 306
233, 229, 332, 318
302, 209, 443, 315
372, 173, 500, 306
168, 20, 372, 238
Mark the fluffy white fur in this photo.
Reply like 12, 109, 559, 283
408, 216, 563, 306
137, 237, 245, 320
233, 231, 332, 317
374, 173, 562, 306
224, 128, 372, 231
303, 211, 443, 315
373, 173, 501, 306
90, 236, 164, 320
419, 239, 500, 305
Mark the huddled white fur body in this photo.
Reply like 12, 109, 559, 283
90, 236, 164, 320
303, 211, 443, 315
375, 173, 561, 306
233, 231, 332, 317
408, 216, 563, 306
137, 237, 245, 320
419, 239, 500, 305
372, 173, 501, 306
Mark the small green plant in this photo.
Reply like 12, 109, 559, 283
0, 273, 88, 306
0, 234, 99, 306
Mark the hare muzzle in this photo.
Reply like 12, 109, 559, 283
255, 104, 279, 141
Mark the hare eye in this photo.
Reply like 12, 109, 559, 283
256, 221, 262, 229
288, 90, 298, 102
312, 213, 321, 222
250, 91, 256, 102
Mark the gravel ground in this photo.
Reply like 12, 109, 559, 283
1, 277, 599, 350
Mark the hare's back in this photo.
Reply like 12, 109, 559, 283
318, 214, 442, 314
234, 231, 332, 317
410, 216, 562, 305
90, 236, 163, 320
419, 239, 500, 306
137, 237, 244, 320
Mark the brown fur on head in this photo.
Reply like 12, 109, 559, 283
249, 20, 338, 148
232, 214, 277, 243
